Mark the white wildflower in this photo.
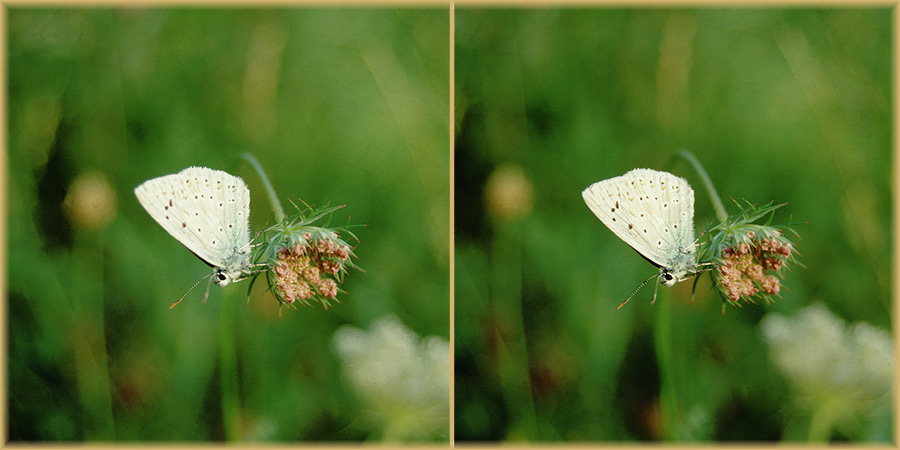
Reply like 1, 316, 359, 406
761, 303, 892, 439
333, 315, 449, 441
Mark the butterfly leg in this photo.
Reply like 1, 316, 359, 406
200, 273, 215, 304
650, 276, 661, 305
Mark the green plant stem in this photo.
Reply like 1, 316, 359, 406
219, 294, 242, 441
807, 402, 837, 441
676, 150, 727, 222
654, 292, 679, 441
73, 233, 116, 439
492, 221, 538, 439
241, 153, 285, 222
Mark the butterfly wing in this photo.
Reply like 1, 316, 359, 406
135, 166, 251, 270
582, 168, 695, 270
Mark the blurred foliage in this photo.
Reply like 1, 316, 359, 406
8, 8, 449, 442
455, 8, 891, 442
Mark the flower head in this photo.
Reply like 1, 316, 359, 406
253, 200, 360, 309
698, 201, 802, 309
484, 163, 534, 222
62, 171, 117, 230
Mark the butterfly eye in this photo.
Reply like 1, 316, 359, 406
213, 272, 232, 287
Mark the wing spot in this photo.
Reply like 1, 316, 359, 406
182, 222, 187, 228
628, 224, 633, 229
165, 215, 169, 220
169, 199, 173, 207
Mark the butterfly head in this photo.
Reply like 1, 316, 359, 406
659, 268, 694, 287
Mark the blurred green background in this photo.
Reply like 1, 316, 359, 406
8, 8, 449, 442
455, 8, 891, 441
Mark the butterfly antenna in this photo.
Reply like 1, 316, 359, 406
618, 273, 658, 310
170, 273, 213, 309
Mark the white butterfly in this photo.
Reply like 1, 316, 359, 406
135, 166, 253, 307
582, 168, 700, 308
